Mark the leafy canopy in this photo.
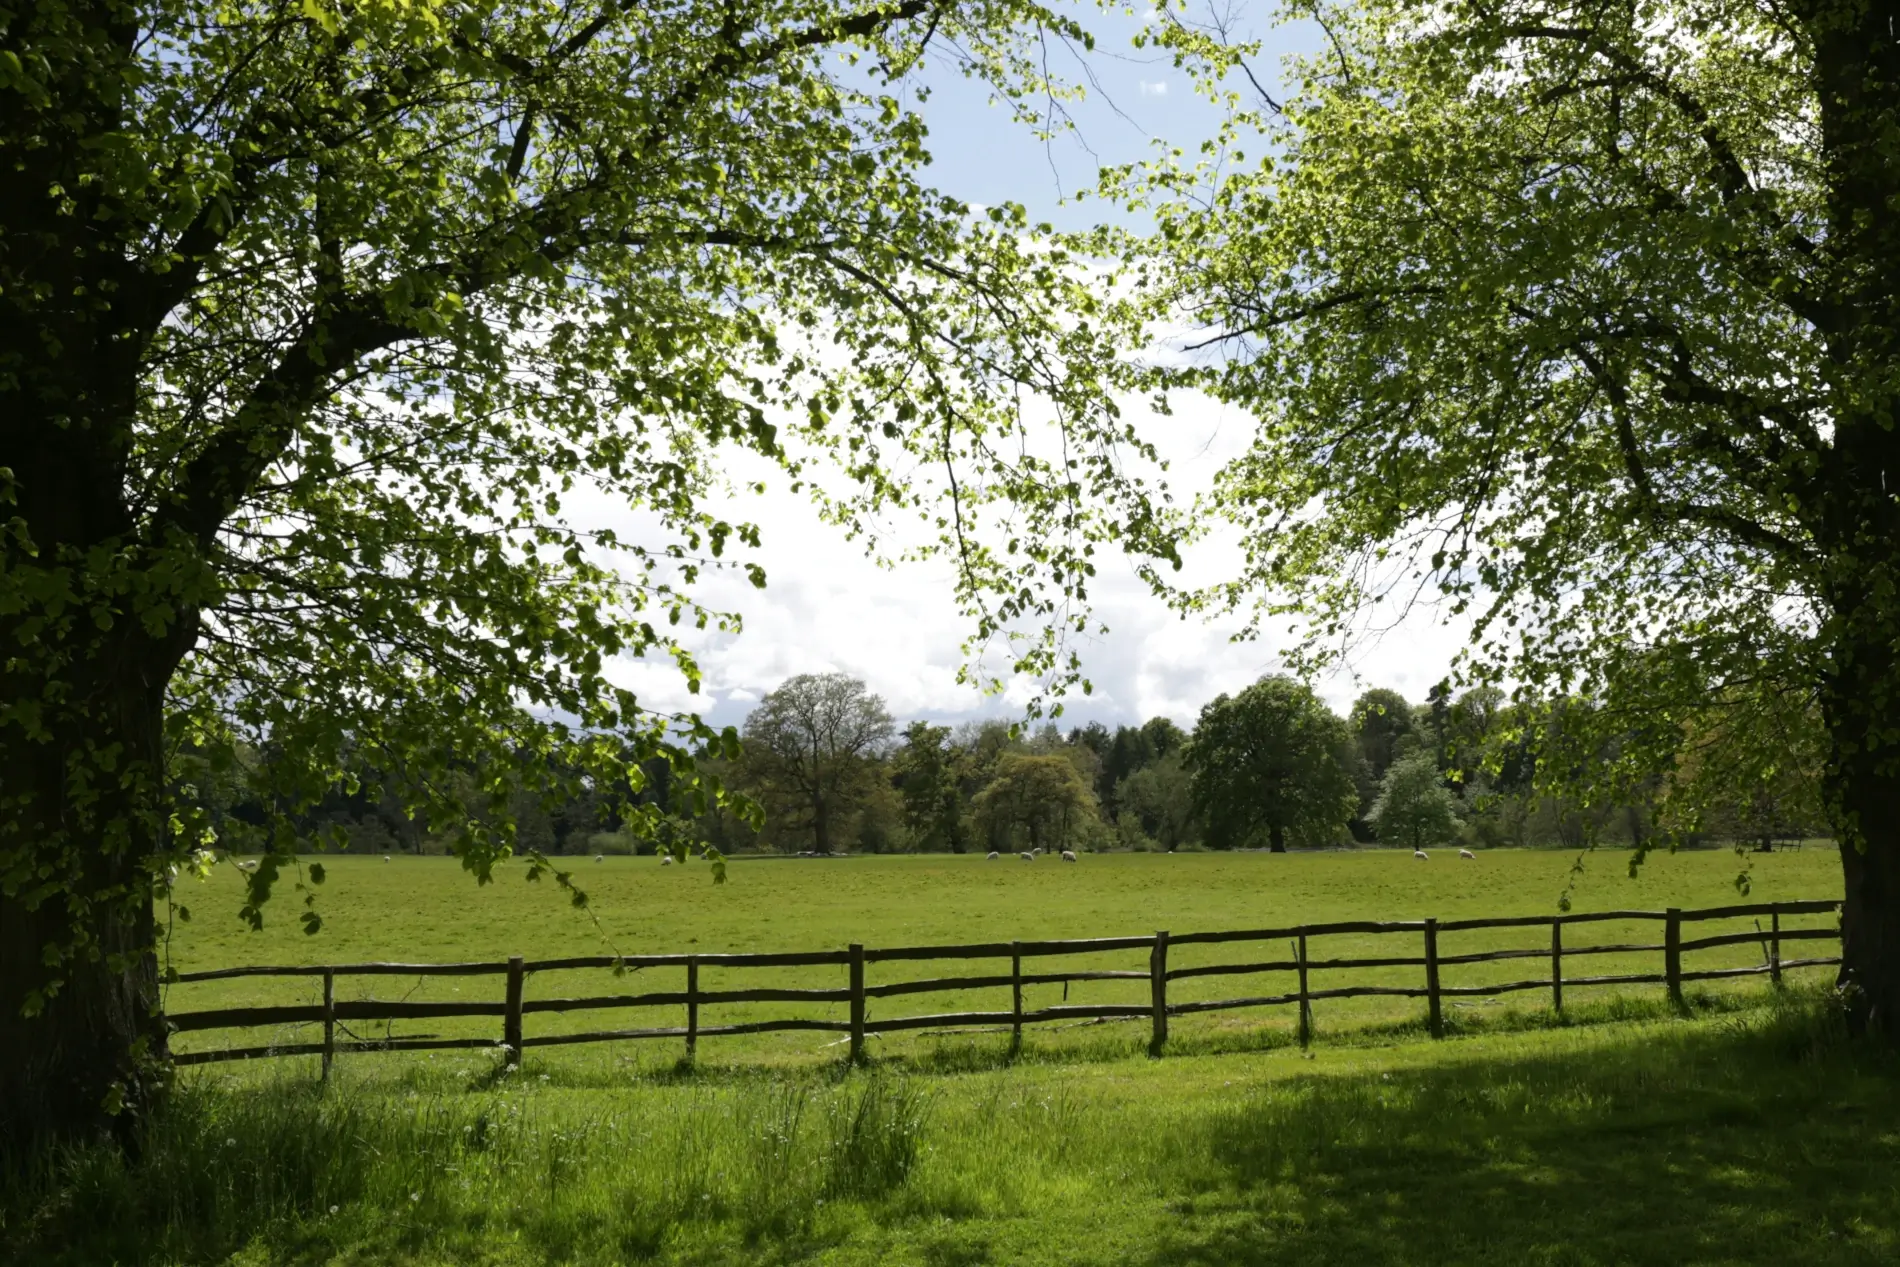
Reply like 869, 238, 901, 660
1369, 753, 1463, 850
973, 752, 1098, 851
1114, 0, 1899, 833
1183, 675, 1357, 851
1, 0, 1176, 953
740, 674, 894, 853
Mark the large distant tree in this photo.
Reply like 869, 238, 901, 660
893, 721, 969, 853
1184, 676, 1357, 852
1136, 0, 1900, 1033
743, 675, 895, 854
0, 0, 1172, 1147
973, 752, 1098, 852
1369, 753, 1465, 851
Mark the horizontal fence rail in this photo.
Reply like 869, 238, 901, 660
166, 899, 1844, 1072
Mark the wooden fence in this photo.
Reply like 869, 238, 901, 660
167, 898, 1843, 1074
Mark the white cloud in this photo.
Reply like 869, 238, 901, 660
1138, 79, 1169, 97
580, 383, 1474, 733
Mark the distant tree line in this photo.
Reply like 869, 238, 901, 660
188, 671, 1827, 858
688, 672, 1828, 856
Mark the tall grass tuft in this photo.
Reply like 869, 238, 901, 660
1, 1067, 940, 1265
821, 1075, 929, 1199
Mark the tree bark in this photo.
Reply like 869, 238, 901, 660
0, 849, 167, 1152
1832, 753, 1900, 1036
1807, 0, 1900, 1042
1268, 824, 1286, 853
1826, 657, 1900, 1038
0, 669, 175, 1154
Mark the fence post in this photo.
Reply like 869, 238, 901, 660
321, 969, 336, 1081
1149, 931, 1170, 1055
685, 955, 700, 1062
1550, 920, 1564, 1015
1424, 918, 1443, 1038
1770, 909, 1783, 986
1010, 941, 1024, 1052
1665, 908, 1683, 1011
1296, 935, 1311, 1049
504, 955, 525, 1061
848, 943, 866, 1064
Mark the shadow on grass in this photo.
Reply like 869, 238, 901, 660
1137, 995, 1900, 1266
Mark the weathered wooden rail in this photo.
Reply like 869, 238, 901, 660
167, 898, 1843, 1072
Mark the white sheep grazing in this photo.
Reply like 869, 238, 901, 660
595, 854, 605, 863
986, 851, 1000, 860
1413, 849, 1429, 861
235, 858, 259, 873
383, 854, 391, 863
1019, 851, 1034, 861
660, 854, 674, 866
1060, 850, 1077, 863
1459, 848, 1476, 860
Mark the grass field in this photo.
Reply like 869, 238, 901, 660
6, 845, 1893, 1266
162, 845, 1846, 1068
7, 990, 1897, 1265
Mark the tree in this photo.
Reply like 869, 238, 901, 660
1135, 1, 1900, 1033
1662, 686, 1828, 853
893, 721, 969, 853
973, 752, 1099, 852
1348, 690, 1420, 789
1, 0, 1173, 1146
1115, 753, 1198, 850
1369, 753, 1464, 851
742, 675, 895, 854
1099, 716, 1188, 814
1183, 676, 1358, 852
1444, 687, 1507, 787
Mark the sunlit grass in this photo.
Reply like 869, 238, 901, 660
161, 846, 1844, 1069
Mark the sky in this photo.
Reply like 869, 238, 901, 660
605, 4, 1475, 735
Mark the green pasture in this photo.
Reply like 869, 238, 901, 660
164, 847, 1844, 1069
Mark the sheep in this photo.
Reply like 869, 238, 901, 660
383, 854, 391, 863
660, 854, 674, 866
234, 858, 260, 873
1459, 848, 1476, 860
986, 851, 1000, 860
1413, 849, 1429, 861
594, 854, 605, 863
1019, 851, 1034, 861
1060, 850, 1077, 863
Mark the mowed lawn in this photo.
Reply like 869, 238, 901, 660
163, 847, 1845, 1067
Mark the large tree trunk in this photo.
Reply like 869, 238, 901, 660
0, 0, 176, 1153
0, 850, 167, 1152
1825, 644, 1900, 1038
1835, 801, 1900, 1036
1808, 0, 1900, 1041
1267, 824, 1286, 853
0, 676, 175, 1154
